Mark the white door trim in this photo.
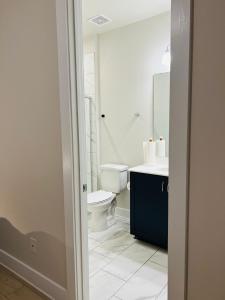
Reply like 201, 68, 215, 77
56, 0, 193, 299
169, 0, 193, 299
56, 0, 89, 299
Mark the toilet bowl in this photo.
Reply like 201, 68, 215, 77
88, 190, 116, 231
87, 164, 128, 232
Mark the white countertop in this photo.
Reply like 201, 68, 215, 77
129, 162, 169, 177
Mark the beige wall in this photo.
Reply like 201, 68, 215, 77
187, 0, 225, 299
0, 0, 67, 287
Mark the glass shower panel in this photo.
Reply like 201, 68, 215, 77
84, 53, 98, 192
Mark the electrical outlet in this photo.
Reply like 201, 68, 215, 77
30, 237, 37, 254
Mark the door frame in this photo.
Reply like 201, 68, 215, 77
168, 0, 193, 299
56, 0, 193, 299
56, 0, 89, 299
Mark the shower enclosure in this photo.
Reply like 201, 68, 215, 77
84, 53, 98, 193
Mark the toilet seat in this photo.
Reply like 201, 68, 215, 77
87, 190, 114, 205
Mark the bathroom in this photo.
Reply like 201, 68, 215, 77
83, 1, 170, 299
1, 1, 225, 300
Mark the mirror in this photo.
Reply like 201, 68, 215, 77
153, 72, 170, 156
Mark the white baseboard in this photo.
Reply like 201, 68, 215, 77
115, 207, 130, 224
0, 250, 67, 300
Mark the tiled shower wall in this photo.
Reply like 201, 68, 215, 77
84, 53, 98, 193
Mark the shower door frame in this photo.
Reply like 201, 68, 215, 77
56, 0, 193, 299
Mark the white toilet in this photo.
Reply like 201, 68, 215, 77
87, 164, 128, 232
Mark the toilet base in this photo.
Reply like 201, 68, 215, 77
107, 215, 116, 228
88, 198, 117, 232
90, 209, 109, 232
88, 193, 117, 232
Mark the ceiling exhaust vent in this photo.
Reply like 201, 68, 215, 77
88, 15, 112, 26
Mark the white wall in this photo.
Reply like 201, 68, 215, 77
0, 0, 67, 287
98, 12, 170, 208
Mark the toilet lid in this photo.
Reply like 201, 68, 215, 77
88, 190, 113, 205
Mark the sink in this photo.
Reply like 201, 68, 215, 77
129, 164, 169, 176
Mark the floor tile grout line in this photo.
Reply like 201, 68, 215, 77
101, 243, 156, 277
89, 246, 168, 299
143, 248, 167, 267
88, 265, 126, 300
88, 229, 130, 244
89, 233, 167, 265
88, 236, 105, 246
93, 238, 136, 260
89, 232, 138, 271
101, 269, 126, 283
89, 230, 164, 296
88, 221, 168, 300
89, 239, 137, 280
89, 244, 159, 298
108, 247, 161, 298
155, 283, 168, 299
102, 240, 160, 274
149, 259, 168, 269
88, 252, 112, 278
109, 295, 123, 300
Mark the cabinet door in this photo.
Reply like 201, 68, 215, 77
130, 172, 168, 249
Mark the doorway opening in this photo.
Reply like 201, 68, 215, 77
82, 1, 170, 299
58, 0, 192, 299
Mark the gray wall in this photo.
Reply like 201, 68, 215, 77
0, 0, 67, 287
187, 0, 225, 299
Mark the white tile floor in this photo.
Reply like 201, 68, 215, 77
88, 220, 168, 300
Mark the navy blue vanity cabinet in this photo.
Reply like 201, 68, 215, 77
130, 172, 168, 249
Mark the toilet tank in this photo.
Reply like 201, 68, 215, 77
100, 164, 128, 194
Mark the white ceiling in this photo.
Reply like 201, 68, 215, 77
83, 0, 171, 36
